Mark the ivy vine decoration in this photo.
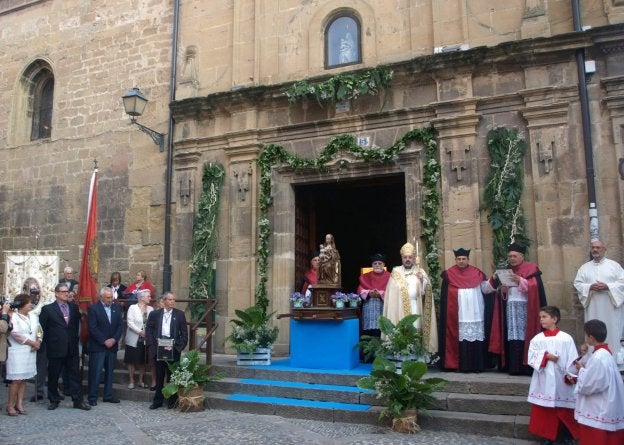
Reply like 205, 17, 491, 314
481, 127, 530, 267
189, 163, 225, 320
284, 67, 393, 106
420, 135, 442, 299
256, 127, 441, 313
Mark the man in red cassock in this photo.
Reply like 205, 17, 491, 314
357, 253, 391, 338
439, 248, 493, 372
301, 251, 319, 296
485, 243, 547, 375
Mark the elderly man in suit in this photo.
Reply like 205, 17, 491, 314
39, 283, 91, 411
87, 287, 123, 406
146, 292, 188, 409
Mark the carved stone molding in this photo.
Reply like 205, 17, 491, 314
601, 76, 624, 149
519, 102, 570, 176
600, 42, 624, 55
432, 101, 480, 183
232, 163, 253, 202
445, 143, 471, 181
523, 0, 545, 18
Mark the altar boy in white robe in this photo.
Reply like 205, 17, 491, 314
527, 306, 579, 445
573, 319, 624, 445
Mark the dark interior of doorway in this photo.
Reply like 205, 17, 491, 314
295, 174, 406, 293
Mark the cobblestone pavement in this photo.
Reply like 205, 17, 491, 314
0, 384, 538, 445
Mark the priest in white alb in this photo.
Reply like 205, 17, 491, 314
383, 242, 438, 355
573, 240, 624, 360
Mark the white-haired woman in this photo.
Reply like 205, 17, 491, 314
124, 290, 153, 389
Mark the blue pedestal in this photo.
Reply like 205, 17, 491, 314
290, 318, 360, 369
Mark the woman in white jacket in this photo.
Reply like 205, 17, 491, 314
124, 290, 153, 389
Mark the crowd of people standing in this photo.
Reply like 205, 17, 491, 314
1, 268, 188, 416
304, 237, 624, 444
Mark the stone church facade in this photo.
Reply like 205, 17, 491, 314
1, 0, 623, 353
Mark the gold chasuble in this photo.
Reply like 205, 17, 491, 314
383, 266, 438, 354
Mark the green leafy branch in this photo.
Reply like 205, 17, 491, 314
420, 135, 442, 298
284, 67, 393, 106
189, 163, 225, 320
481, 127, 529, 266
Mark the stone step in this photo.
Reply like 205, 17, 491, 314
205, 390, 385, 425
438, 392, 531, 416
83, 354, 538, 441
206, 377, 530, 416
204, 391, 536, 440
209, 358, 531, 396
209, 377, 373, 405
209, 362, 368, 387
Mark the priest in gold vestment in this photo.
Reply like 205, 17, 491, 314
383, 242, 438, 354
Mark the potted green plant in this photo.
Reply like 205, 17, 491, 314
162, 349, 222, 412
347, 292, 360, 307
358, 314, 426, 366
289, 291, 308, 308
330, 291, 348, 308
357, 356, 446, 433
227, 305, 279, 365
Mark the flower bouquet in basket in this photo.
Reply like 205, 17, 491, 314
162, 349, 223, 412
226, 306, 279, 354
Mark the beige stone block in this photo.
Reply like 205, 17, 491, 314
131, 188, 152, 207
125, 207, 149, 231
130, 245, 162, 263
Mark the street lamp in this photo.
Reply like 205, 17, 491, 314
122, 87, 165, 151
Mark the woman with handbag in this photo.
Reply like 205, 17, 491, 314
124, 290, 153, 389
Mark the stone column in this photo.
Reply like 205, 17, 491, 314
172, 150, 201, 297
223, 139, 261, 352
432, 99, 483, 268
519, 87, 579, 316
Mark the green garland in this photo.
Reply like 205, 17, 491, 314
420, 135, 442, 298
189, 163, 225, 320
481, 127, 529, 266
256, 127, 440, 313
284, 67, 393, 106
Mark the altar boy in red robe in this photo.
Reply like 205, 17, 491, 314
527, 306, 579, 445
573, 319, 624, 445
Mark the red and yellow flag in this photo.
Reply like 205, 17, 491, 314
78, 167, 99, 343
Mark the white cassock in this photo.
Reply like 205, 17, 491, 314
574, 347, 624, 432
527, 330, 578, 409
574, 258, 624, 359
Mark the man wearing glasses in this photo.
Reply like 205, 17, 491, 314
39, 283, 91, 411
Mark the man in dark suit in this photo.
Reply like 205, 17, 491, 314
58, 266, 79, 397
87, 287, 123, 406
146, 292, 188, 409
39, 283, 91, 410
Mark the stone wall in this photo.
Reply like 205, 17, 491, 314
0, 0, 173, 291
1, 0, 624, 354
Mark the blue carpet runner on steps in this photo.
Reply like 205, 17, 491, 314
224, 358, 374, 411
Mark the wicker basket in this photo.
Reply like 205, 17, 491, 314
392, 409, 420, 434
177, 385, 205, 412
